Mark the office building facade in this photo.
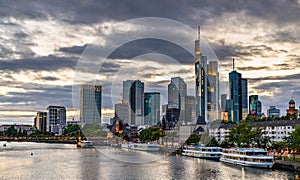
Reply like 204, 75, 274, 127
130, 80, 144, 125
229, 70, 242, 123
47, 106, 66, 134
34, 111, 47, 132
80, 85, 102, 124
168, 77, 187, 122
144, 92, 160, 125
267, 106, 280, 118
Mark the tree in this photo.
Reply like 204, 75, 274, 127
139, 127, 162, 142
185, 134, 202, 145
228, 121, 269, 148
64, 124, 81, 135
285, 125, 300, 160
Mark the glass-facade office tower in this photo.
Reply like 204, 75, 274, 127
122, 80, 134, 104
195, 29, 208, 123
185, 96, 196, 124
144, 92, 160, 125
229, 71, 242, 123
115, 103, 130, 124
168, 77, 187, 121
221, 94, 227, 111
267, 106, 280, 118
47, 106, 66, 133
130, 80, 144, 125
249, 95, 262, 117
241, 78, 248, 119
80, 85, 102, 124
207, 61, 219, 121
34, 111, 47, 132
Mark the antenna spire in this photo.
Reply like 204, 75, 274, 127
198, 26, 200, 40
233, 58, 235, 71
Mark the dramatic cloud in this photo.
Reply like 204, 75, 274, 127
0, 0, 299, 124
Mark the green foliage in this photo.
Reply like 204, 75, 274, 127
228, 121, 270, 148
81, 123, 107, 137
5, 126, 17, 136
220, 140, 231, 148
271, 141, 287, 150
64, 124, 81, 135
30, 130, 53, 137
285, 125, 300, 151
186, 134, 202, 145
139, 127, 162, 142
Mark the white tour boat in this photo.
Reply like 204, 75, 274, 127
80, 140, 94, 148
182, 146, 222, 160
121, 142, 160, 151
220, 148, 274, 169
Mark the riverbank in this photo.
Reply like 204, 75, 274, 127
274, 160, 300, 172
0, 137, 77, 144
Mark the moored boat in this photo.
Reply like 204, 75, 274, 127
220, 148, 274, 169
80, 140, 94, 148
121, 142, 160, 151
182, 146, 222, 160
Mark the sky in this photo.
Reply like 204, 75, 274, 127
0, 0, 300, 124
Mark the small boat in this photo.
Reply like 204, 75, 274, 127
182, 146, 222, 160
220, 148, 274, 169
80, 140, 94, 148
121, 142, 160, 151
3, 143, 6, 147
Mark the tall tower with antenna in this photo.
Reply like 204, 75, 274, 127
195, 26, 208, 123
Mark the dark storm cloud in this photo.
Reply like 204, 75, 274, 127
108, 38, 194, 65
2, 0, 299, 27
237, 66, 270, 71
0, 55, 77, 72
59, 44, 88, 55
249, 73, 300, 81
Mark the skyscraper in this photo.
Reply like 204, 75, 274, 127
168, 77, 187, 121
185, 96, 196, 123
221, 94, 227, 111
130, 80, 144, 125
207, 61, 219, 121
229, 70, 242, 123
249, 95, 262, 117
267, 106, 280, 118
115, 103, 130, 124
241, 78, 248, 119
47, 106, 66, 133
122, 80, 134, 104
34, 111, 47, 132
80, 85, 102, 124
144, 92, 160, 125
195, 27, 208, 123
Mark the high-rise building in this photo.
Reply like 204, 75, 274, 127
207, 61, 219, 121
130, 80, 144, 125
267, 106, 280, 118
122, 80, 134, 104
115, 103, 130, 124
168, 77, 187, 121
241, 78, 248, 119
185, 96, 196, 124
34, 111, 47, 132
144, 92, 160, 125
249, 95, 262, 117
195, 27, 219, 123
229, 70, 242, 123
225, 99, 233, 122
195, 27, 208, 123
47, 106, 66, 134
80, 85, 102, 124
221, 94, 227, 111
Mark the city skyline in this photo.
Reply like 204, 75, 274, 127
0, 1, 300, 124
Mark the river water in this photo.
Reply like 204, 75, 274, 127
0, 142, 299, 180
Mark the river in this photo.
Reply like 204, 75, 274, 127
0, 142, 299, 179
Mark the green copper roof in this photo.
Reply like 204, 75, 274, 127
289, 99, 295, 104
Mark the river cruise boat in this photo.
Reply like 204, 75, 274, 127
80, 140, 94, 148
182, 146, 222, 160
220, 148, 274, 169
121, 142, 160, 151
